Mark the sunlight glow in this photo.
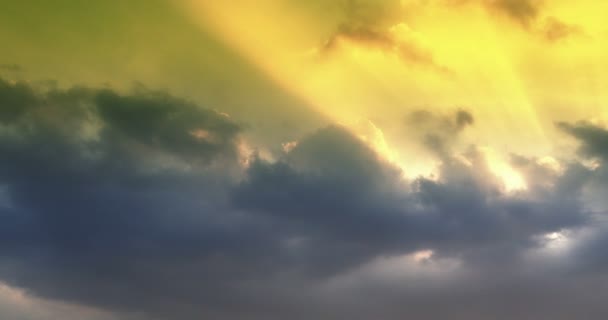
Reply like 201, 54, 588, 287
179, 0, 608, 182
480, 147, 527, 192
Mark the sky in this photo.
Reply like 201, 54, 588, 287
0, 0, 607, 319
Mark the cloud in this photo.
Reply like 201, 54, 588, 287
407, 108, 474, 133
0, 282, 123, 320
0, 78, 38, 123
95, 89, 242, 164
444, 0, 540, 27
0, 79, 251, 319
455, 109, 475, 129
0, 78, 606, 319
406, 108, 474, 157
236, 124, 588, 270
541, 16, 584, 42
557, 121, 608, 215
319, 0, 448, 72
230, 121, 602, 319
558, 121, 608, 161
448, 0, 583, 41
485, 0, 540, 28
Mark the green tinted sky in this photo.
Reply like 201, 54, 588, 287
0, 0, 324, 148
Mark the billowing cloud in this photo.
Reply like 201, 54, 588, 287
0, 0, 606, 318
0, 78, 606, 319
236, 124, 587, 269
0, 79, 250, 318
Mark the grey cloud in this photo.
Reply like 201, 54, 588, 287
0, 282, 125, 320
558, 121, 608, 161
0, 79, 606, 319
0, 79, 253, 319
556, 121, 608, 274
0, 78, 38, 123
96, 89, 242, 164
230, 121, 603, 319
236, 124, 588, 270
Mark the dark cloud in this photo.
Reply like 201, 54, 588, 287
0, 79, 606, 319
406, 108, 474, 157
229, 122, 603, 319
0, 79, 251, 318
487, 0, 584, 42
486, 0, 540, 28
0, 78, 38, 123
444, 0, 540, 28
557, 120, 608, 216
322, 25, 443, 71
320, 0, 449, 72
558, 121, 608, 161
95, 89, 241, 164
449, 0, 582, 41
455, 109, 474, 129
236, 125, 588, 271
407, 108, 474, 133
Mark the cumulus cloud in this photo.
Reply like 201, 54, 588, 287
0, 79, 251, 319
0, 78, 606, 319
236, 123, 591, 270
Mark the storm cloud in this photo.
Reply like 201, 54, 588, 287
0, 78, 606, 319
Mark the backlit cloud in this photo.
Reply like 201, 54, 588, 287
0, 0, 607, 319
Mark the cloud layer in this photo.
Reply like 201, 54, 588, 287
0, 78, 607, 319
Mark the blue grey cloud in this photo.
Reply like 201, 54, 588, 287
0, 78, 606, 319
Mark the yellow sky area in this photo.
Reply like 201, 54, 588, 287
179, 0, 608, 185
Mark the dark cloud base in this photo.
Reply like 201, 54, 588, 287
0, 78, 607, 319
